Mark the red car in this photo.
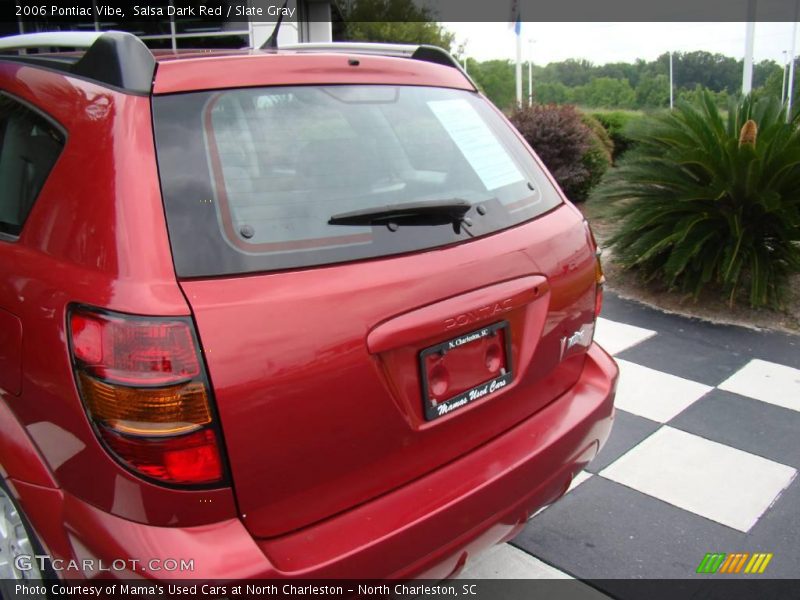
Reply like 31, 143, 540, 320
0, 31, 617, 584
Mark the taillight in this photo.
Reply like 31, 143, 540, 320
594, 248, 606, 317
69, 306, 225, 486
583, 220, 606, 319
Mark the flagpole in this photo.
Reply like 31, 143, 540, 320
528, 38, 534, 106
741, 0, 756, 96
515, 24, 522, 106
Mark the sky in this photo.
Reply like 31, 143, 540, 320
442, 22, 798, 66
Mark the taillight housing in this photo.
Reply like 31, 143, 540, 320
68, 306, 225, 487
583, 220, 606, 319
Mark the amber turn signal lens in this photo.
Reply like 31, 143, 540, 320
595, 250, 605, 318
78, 372, 212, 436
595, 250, 606, 285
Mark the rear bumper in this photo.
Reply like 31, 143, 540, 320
48, 342, 617, 580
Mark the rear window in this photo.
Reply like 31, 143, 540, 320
152, 85, 562, 277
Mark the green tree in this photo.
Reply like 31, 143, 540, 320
758, 68, 785, 101
597, 61, 642, 88
755, 58, 800, 108
573, 77, 636, 109
543, 58, 595, 87
753, 59, 781, 89
534, 81, 572, 104
675, 51, 741, 93
469, 60, 515, 110
635, 74, 670, 108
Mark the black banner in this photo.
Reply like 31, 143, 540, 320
1, 0, 799, 23
3, 579, 800, 600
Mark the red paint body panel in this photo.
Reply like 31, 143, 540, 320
0, 46, 617, 581
366, 275, 547, 353
0, 307, 23, 396
0, 401, 56, 487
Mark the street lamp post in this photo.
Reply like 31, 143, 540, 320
781, 50, 788, 103
788, 4, 799, 122
669, 51, 674, 110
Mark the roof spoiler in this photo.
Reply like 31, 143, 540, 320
0, 31, 156, 94
279, 42, 476, 89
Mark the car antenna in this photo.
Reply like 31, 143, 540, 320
260, 0, 289, 50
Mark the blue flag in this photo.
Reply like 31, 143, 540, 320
510, 0, 521, 35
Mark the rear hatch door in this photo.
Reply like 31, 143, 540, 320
153, 82, 598, 537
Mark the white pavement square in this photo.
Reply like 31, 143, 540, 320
612, 359, 713, 423
718, 358, 800, 413
458, 544, 572, 579
567, 470, 593, 494
594, 318, 657, 356
600, 426, 797, 532
458, 544, 613, 597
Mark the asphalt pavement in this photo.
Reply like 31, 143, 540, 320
459, 292, 800, 589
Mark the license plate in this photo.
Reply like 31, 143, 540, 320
420, 321, 513, 421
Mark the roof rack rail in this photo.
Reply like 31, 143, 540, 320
0, 31, 156, 95
279, 42, 477, 89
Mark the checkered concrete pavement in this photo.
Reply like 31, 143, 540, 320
459, 292, 800, 583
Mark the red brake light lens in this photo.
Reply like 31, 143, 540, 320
100, 427, 223, 485
70, 312, 200, 385
69, 307, 225, 487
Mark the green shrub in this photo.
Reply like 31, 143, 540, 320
509, 104, 610, 202
582, 113, 614, 157
591, 92, 800, 308
577, 114, 613, 202
592, 111, 643, 161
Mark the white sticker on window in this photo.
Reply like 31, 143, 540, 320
428, 99, 525, 191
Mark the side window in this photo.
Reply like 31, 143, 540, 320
0, 94, 65, 238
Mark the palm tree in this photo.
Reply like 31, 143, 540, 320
591, 92, 800, 308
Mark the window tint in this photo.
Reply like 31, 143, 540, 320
153, 85, 563, 277
0, 94, 65, 237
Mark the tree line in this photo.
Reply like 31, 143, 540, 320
332, 2, 797, 112
465, 52, 800, 111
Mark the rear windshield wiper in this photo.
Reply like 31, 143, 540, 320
328, 199, 473, 232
